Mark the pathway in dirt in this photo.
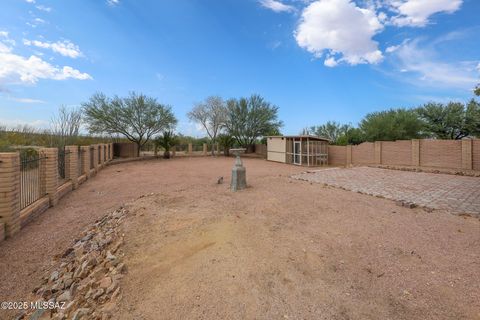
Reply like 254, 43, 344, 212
1, 158, 479, 320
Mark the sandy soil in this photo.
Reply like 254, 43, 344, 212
1, 157, 479, 320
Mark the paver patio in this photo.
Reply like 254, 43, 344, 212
293, 167, 480, 216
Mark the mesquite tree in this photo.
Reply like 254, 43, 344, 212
188, 96, 226, 155
83, 92, 177, 156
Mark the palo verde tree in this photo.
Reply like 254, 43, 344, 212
187, 96, 226, 156
82, 92, 177, 156
224, 94, 283, 150
417, 100, 480, 139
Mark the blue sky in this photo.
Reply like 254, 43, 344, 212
0, 0, 479, 136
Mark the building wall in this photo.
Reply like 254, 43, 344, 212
328, 146, 346, 166
267, 137, 286, 163
420, 139, 462, 169
381, 140, 412, 166
114, 143, 138, 158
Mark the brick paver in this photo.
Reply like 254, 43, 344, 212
293, 167, 480, 216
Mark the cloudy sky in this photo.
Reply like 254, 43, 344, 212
0, 0, 479, 135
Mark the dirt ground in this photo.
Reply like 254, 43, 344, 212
1, 157, 479, 320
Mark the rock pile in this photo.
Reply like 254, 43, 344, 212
21, 207, 129, 320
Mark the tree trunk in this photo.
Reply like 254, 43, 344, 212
163, 150, 170, 159
135, 141, 141, 157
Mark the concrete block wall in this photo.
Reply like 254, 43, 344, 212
0, 222, 4, 242
473, 140, 480, 171
81, 146, 91, 178
382, 140, 412, 166
40, 148, 59, 206
420, 140, 462, 169
0, 153, 21, 237
352, 142, 375, 165
93, 145, 99, 171
113, 143, 138, 158
328, 146, 346, 166
328, 139, 478, 171
66, 146, 79, 189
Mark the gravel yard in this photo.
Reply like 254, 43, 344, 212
0, 157, 479, 320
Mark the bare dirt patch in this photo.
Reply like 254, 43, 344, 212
1, 158, 479, 320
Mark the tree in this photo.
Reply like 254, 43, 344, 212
224, 94, 283, 150
217, 134, 235, 156
187, 96, 226, 156
417, 100, 480, 139
154, 130, 178, 159
308, 121, 351, 144
50, 105, 82, 147
474, 85, 480, 96
83, 92, 177, 156
336, 127, 365, 145
360, 108, 424, 142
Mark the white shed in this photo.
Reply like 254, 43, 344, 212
266, 135, 329, 166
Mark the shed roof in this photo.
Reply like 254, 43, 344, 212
265, 135, 330, 142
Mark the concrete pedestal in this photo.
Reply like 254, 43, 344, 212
231, 165, 246, 191
231, 152, 247, 191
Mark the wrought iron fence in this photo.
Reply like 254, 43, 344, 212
192, 144, 204, 152
90, 147, 94, 169
78, 147, 84, 176
176, 144, 188, 152
20, 155, 46, 210
58, 148, 70, 182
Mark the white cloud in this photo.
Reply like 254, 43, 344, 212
260, 0, 296, 13
387, 39, 479, 89
8, 96, 45, 104
389, 0, 463, 27
34, 18, 45, 24
25, 0, 35, 3
107, 0, 119, 6
295, 0, 384, 66
0, 52, 92, 85
0, 118, 49, 129
36, 5, 51, 12
324, 56, 338, 67
385, 45, 400, 53
23, 39, 83, 58
0, 31, 16, 52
